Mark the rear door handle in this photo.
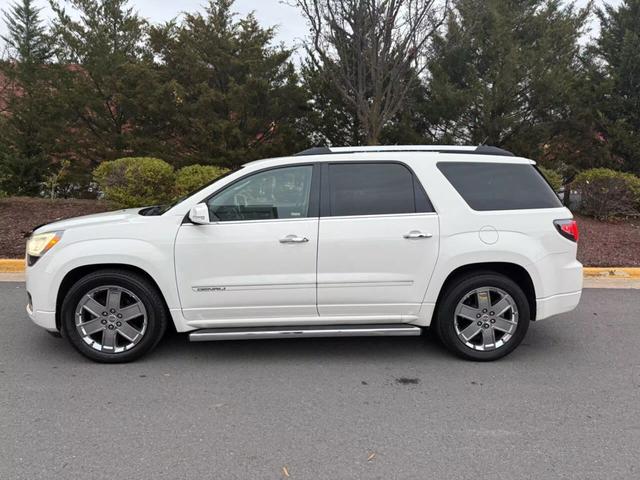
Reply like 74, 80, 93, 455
279, 235, 309, 244
403, 231, 433, 239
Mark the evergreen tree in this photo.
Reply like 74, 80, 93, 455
1, 0, 50, 65
147, 0, 308, 168
49, 0, 155, 174
298, 61, 361, 147
379, 71, 435, 146
425, 0, 591, 160
0, 0, 57, 195
593, 0, 640, 173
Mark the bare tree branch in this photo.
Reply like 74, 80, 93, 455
293, 0, 447, 144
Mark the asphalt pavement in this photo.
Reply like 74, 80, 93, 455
1, 283, 639, 479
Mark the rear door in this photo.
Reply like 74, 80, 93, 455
317, 162, 439, 319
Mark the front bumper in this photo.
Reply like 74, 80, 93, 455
26, 301, 58, 332
25, 258, 59, 332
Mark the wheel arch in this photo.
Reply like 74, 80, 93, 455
433, 262, 537, 322
55, 264, 171, 332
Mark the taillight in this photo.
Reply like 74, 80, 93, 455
554, 219, 579, 242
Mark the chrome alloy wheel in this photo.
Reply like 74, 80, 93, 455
75, 286, 148, 353
453, 287, 518, 351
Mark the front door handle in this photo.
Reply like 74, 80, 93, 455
403, 231, 433, 239
279, 235, 309, 244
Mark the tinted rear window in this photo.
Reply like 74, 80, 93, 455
437, 162, 562, 211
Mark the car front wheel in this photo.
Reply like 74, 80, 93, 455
61, 269, 168, 363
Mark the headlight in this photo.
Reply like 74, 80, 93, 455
26, 231, 63, 259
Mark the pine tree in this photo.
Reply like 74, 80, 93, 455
1, 0, 51, 65
594, 0, 640, 173
0, 0, 56, 195
147, 0, 307, 167
425, 0, 590, 159
49, 0, 154, 172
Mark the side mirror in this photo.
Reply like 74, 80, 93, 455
188, 203, 210, 224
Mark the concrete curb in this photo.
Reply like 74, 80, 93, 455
0, 259, 25, 273
583, 267, 640, 278
2, 258, 639, 278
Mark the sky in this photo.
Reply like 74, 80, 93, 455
0, 0, 309, 50
0, 0, 626, 52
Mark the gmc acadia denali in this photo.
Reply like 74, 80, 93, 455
25, 145, 582, 362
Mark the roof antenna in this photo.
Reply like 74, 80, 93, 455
480, 136, 489, 146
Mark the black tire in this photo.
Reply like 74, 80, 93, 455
61, 269, 168, 363
434, 272, 530, 361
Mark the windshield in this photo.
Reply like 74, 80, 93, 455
138, 167, 242, 216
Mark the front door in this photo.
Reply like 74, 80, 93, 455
317, 162, 440, 319
175, 164, 320, 324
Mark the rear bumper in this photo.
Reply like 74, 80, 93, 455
529, 253, 582, 320
535, 290, 582, 320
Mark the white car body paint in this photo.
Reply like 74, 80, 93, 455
25, 149, 582, 334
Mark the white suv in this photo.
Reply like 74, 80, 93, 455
25, 145, 583, 362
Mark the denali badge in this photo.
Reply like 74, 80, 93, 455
192, 286, 227, 292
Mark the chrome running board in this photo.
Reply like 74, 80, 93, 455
188, 324, 422, 342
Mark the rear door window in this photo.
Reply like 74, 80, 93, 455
328, 163, 433, 216
437, 162, 562, 211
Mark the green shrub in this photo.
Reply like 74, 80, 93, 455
174, 164, 230, 197
573, 168, 640, 220
93, 157, 174, 207
537, 166, 563, 192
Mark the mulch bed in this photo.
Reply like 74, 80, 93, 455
0, 197, 114, 258
0, 197, 638, 266
576, 214, 640, 267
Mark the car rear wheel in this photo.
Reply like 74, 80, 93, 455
435, 272, 530, 361
61, 269, 168, 363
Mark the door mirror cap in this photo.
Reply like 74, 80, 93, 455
189, 204, 210, 224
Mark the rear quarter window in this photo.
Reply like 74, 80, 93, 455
437, 162, 562, 211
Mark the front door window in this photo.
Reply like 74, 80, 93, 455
207, 166, 313, 221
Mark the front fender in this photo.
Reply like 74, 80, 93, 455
31, 238, 179, 314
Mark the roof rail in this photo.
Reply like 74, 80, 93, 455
294, 145, 514, 157
294, 147, 333, 156
473, 145, 514, 156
